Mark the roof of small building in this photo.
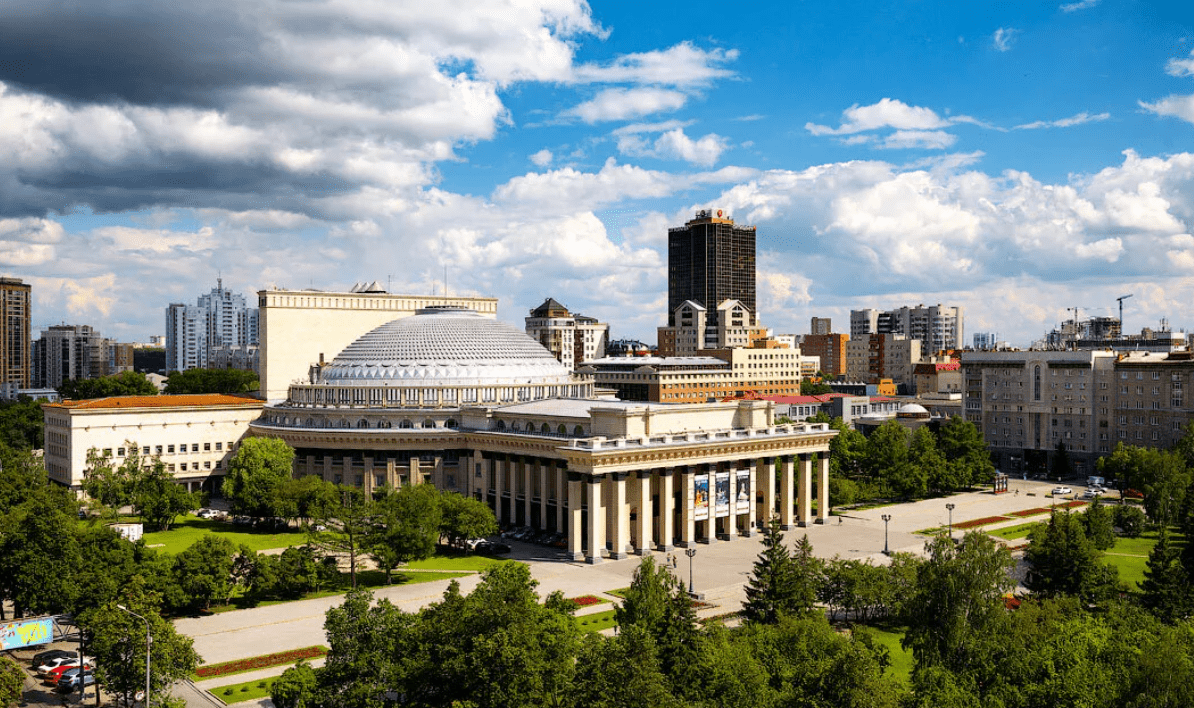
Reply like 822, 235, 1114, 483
48, 394, 263, 410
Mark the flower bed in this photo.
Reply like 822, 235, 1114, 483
1057, 500, 1087, 509
195, 646, 328, 679
568, 595, 608, 608
953, 516, 1010, 530
1009, 507, 1052, 517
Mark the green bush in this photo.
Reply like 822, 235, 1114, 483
1114, 505, 1146, 538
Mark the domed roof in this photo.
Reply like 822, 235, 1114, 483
319, 307, 574, 386
897, 403, 930, 418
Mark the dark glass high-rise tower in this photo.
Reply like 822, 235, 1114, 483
667, 210, 756, 327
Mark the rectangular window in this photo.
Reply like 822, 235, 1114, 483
143, 446, 150, 455
192, 444, 199, 452
168, 445, 175, 453
204, 443, 211, 451
204, 461, 211, 469
180, 463, 187, 471
215, 442, 222, 451
156, 445, 163, 454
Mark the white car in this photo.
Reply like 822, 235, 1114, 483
1083, 488, 1104, 498
1052, 486, 1072, 496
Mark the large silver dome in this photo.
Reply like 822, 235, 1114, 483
319, 307, 573, 386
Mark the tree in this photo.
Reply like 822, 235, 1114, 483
0, 494, 81, 616
1024, 509, 1118, 602
1141, 524, 1187, 623
801, 380, 833, 396
173, 535, 236, 611
271, 661, 319, 708
1116, 504, 1147, 538
566, 627, 680, 708
134, 458, 199, 530
164, 367, 259, 394
308, 486, 375, 589
1100, 444, 1190, 521
935, 416, 995, 489
904, 532, 1014, 675
70, 524, 145, 615
0, 656, 23, 708
81, 579, 200, 708
58, 371, 157, 399
369, 483, 442, 583
222, 437, 296, 517
439, 491, 498, 549
910, 426, 949, 494
1082, 498, 1116, 551
742, 516, 800, 624
82, 444, 146, 515
615, 557, 702, 699
280, 474, 339, 524
0, 397, 45, 450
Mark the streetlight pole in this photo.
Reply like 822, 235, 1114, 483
116, 604, 151, 708
881, 514, 891, 555
946, 503, 955, 539
685, 548, 697, 595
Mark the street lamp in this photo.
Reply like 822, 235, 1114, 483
116, 604, 151, 708
685, 547, 697, 595
946, 503, 956, 539
881, 514, 892, 555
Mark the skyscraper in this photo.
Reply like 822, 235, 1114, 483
33, 324, 106, 389
667, 209, 756, 329
0, 277, 31, 387
166, 279, 259, 373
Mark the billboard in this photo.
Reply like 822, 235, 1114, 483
694, 475, 709, 520
736, 470, 751, 509
715, 472, 730, 517
0, 617, 53, 650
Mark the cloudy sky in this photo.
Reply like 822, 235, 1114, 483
2, 0, 1193, 347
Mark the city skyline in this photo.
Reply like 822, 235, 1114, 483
1, 1, 1192, 345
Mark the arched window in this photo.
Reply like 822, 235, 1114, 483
422, 419, 436, 429
574, 425, 584, 436
339, 419, 350, 428
558, 424, 567, 435
444, 419, 458, 429
495, 420, 506, 431
357, 419, 369, 429
541, 423, 551, 433
399, 419, 413, 429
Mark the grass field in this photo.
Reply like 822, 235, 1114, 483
1102, 528, 1186, 589
988, 522, 1044, 541
404, 554, 510, 572
211, 677, 276, 705
140, 515, 306, 554
861, 625, 913, 686
576, 609, 617, 633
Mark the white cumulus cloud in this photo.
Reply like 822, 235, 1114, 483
529, 149, 554, 167
617, 128, 729, 166
561, 87, 688, 123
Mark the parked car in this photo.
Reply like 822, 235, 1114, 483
55, 671, 96, 693
35, 655, 91, 675
44, 665, 93, 686
475, 541, 511, 554
1083, 488, 1104, 499
39, 659, 92, 680
1052, 486, 1072, 496
31, 649, 76, 665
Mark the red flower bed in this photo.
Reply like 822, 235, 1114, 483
954, 516, 1009, 529
569, 595, 604, 608
1057, 500, 1087, 509
195, 646, 328, 679
1010, 507, 1052, 517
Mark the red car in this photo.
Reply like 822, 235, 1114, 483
42, 663, 93, 685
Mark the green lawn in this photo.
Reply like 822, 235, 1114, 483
405, 554, 511, 572
988, 522, 1044, 541
606, 587, 630, 599
211, 570, 468, 613
1101, 529, 1185, 590
210, 676, 276, 705
576, 609, 617, 633
1105, 553, 1151, 589
861, 625, 913, 686
141, 515, 306, 554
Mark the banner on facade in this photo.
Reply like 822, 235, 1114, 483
0, 617, 53, 651
694, 475, 710, 520
736, 470, 751, 510
715, 472, 730, 517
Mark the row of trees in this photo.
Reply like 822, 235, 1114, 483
56, 367, 258, 400
816, 414, 994, 504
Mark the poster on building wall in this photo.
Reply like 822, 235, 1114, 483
715, 472, 730, 517
736, 470, 751, 510
0, 617, 52, 650
694, 475, 709, 520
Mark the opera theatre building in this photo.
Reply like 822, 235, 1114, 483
253, 306, 836, 563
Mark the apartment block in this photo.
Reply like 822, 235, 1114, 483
525, 298, 609, 369
0, 277, 31, 387
851, 303, 963, 354
802, 333, 849, 378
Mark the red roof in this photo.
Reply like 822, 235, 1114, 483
48, 394, 263, 410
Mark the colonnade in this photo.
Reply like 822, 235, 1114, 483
471, 451, 830, 564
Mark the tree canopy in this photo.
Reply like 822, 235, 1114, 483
58, 370, 157, 399
164, 367, 259, 394
222, 437, 296, 517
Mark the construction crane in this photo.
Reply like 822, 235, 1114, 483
1117, 294, 1133, 334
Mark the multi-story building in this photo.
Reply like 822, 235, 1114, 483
0, 277, 32, 388
166, 279, 260, 374
845, 333, 921, 391
810, 317, 832, 336
851, 304, 963, 354
657, 299, 768, 356
1106, 351, 1194, 453
802, 333, 849, 378
524, 298, 609, 369
913, 357, 962, 395
33, 325, 108, 389
667, 209, 756, 335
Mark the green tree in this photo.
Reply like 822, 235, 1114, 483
904, 532, 1014, 675
133, 458, 199, 530
308, 486, 375, 589
164, 368, 259, 394
369, 483, 442, 583
0, 397, 45, 450
222, 437, 296, 517
1115, 504, 1147, 538
935, 416, 995, 489
0, 494, 81, 616
742, 515, 799, 624
280, 474, 339, 524
1082, 498, 1116, 551
439, 491, 498, 549
59, 370, 157, 399
1024, 509, 1119, 602
800, 379, 833, 395
81, 579, 200, 707
0, 656, 23, 708
70, 524, 145, 615
271, 661, 318, 708
1100, 444, 1190, 521
565, 627, 680, 708
81, 444, 146, 515
173, 535, 236, 610
1141, 524, 1187, 623
911, 426, 949, 494
615, 557, 702, 699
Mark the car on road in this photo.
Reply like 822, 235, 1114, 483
1052, 486, 1072, 496
1083, 488, 1104, 499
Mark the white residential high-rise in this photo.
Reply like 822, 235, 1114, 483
33, 324, 107, 389
850, 303, 963, 354
166, 279, 259, 373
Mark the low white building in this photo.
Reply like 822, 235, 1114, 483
42, 394, 264, 493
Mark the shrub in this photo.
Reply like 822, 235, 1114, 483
1114, 505, 1146, 538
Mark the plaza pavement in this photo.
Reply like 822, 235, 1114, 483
177, 475, 1092, 671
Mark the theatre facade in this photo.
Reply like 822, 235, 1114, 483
251, 306, 836, 563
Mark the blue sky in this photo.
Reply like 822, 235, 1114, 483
1, 0, 1193, 347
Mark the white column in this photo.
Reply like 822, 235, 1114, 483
556, 466, 567, 534
494, 456, 504, 525
680, 467, 696, 547
609, 472, 629, 559
636, 470, 653, 555
539, 461, 550, 530
726, 466, 739, 540
567, 472, 584, 562
658, 469, 675, 551
586, 476, 605, 564
816, 453, 830, 524
522, 457, 533, 528
758, 457, 775, 523
798, 454, 813, 527
780, 456, 795, 530
746, 459, 760, 536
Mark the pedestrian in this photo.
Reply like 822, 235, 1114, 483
838, 515, 843, 525
671, 554, 677, 570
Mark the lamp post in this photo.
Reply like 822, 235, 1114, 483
946, 503, 956, 539
685, 547, 697, 595
116, 604, 151, 708
881, 514, 892, 555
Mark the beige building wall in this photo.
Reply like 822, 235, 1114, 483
258, 289, 498, 401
